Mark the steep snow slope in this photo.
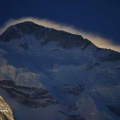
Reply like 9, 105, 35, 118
0, 21, 120, 120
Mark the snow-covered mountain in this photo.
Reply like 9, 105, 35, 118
0, 21, 120, 120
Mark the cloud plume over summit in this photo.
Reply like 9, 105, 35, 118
0, 17, 120, 52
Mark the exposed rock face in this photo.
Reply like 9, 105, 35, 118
100, 51, 120, 62
62, 84, 84, 96
0, 80, 57, 108
0, 96, 14, 120
0, 21, 92, 49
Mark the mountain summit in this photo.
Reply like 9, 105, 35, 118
0, 21, 120, 120
0, 21, 92, 49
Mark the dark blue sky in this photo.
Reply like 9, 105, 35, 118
0, 0, 120, 44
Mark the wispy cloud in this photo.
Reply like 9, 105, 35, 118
0, 17, 120, 52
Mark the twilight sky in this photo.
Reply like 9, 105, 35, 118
0, 0, 120, 44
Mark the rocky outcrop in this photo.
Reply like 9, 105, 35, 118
100, 51, 120, 62
62, 84, 84, 96
0, 80, 57, 108
0, 96, 14, 120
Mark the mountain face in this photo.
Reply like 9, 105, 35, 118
0, 21, 120, 120
0, 96, 14, 120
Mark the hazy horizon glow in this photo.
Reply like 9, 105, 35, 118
0, 17, 120, 52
